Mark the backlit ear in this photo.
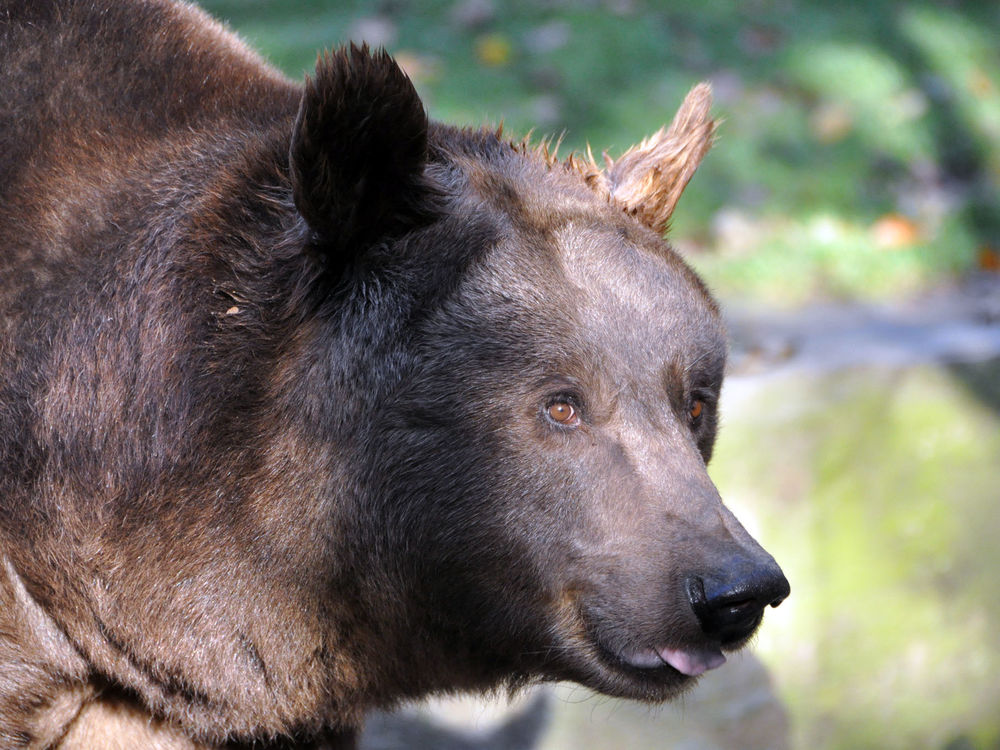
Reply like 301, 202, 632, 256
601, 83, 716, 235
290, 44, 435, 254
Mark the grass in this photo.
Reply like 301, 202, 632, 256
198, 0, 1000, 304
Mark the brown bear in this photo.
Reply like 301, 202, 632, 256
0, 1, 789, 748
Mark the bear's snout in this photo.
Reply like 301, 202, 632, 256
685, 559, 790, 646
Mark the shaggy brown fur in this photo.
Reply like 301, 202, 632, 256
0, 1, 787, 748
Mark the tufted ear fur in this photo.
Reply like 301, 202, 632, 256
290, 44, 435, 254
590, 83, 716, 235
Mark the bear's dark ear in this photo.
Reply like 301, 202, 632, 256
593, 83, 716, 235
290, 44, 434, 254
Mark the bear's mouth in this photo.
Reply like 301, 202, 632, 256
587, 609, 763, 685
555, 585, 772, 699
581, 599, 766, 683
617, 643, 726, 676
567, 607, 758, 699
590, 636, 726, 682
567, 623, 730, 700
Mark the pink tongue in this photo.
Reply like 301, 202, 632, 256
657, 645, 726, 676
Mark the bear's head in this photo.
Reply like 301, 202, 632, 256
288, 45, 789, 705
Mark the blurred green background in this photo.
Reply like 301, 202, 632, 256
197, 2, 1000, 749
202, 0, 1000, 305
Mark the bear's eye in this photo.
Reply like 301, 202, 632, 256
689, 399, 705, 422
546, 401, 579, 426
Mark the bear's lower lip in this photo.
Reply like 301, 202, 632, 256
575, 613, 731, 696
621, 645, 726, 676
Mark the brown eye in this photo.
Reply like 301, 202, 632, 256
547, 402, 578, 425
690, 400, 704, 421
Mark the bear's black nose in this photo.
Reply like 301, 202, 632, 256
686, 563, 790, 645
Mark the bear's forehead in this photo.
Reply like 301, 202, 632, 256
555, 223, 723, 366
466, 211, 723, 384
451, 147, 724, 374
556, 224, 716, 326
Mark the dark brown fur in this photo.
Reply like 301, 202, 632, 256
0, 1, 786, 748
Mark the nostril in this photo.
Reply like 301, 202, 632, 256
765, 572, 791, 609
685, 575, 708, 611
686, 566, 790, 644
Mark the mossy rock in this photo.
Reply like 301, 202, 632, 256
711, 359, 1000, 750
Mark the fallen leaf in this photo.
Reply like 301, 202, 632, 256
978, 246, 1000, 271
871, 214, 920, 249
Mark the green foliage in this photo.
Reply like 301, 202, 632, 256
689, 212, 979, 305
197, 0, 1000, 303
